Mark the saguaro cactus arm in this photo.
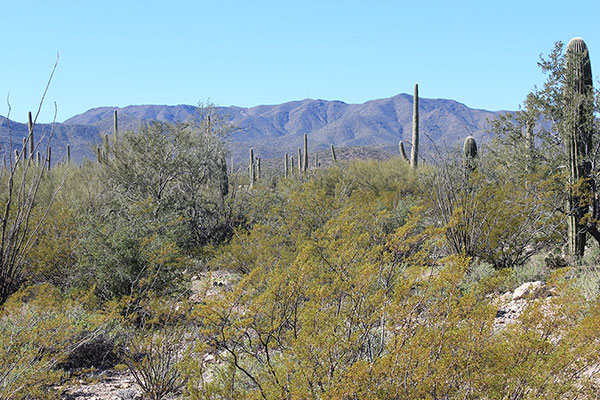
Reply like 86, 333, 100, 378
399, 141, 409, 163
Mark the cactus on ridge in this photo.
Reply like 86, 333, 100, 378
303, 134, 308, 173
28, 111, 34, 159
463, 136, 478, 171
411, 83, 419, 169
249, 148, 255, 188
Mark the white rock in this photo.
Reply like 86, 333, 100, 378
512, 281, 543, 300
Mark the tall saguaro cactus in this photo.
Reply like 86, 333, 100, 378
330, 144, 337, 162
28, 112, 34, 160
411, 83, 419, 169
113, 110, 119, 145
303, 134, 308, 173
565, 37, 594, 257
249, 148, 255, 188
284, 153, 289, 177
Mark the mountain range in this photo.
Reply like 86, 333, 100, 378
0, 93, 506, 165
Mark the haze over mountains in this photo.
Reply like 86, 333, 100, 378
0, 93, 505, 165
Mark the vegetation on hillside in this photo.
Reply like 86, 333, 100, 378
3, 40, 600, 399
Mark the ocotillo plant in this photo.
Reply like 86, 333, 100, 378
249, 148, 255, 188
411, 83, 419, 169
399, 141, 409, 163
22, 137, 27, 160
330, 144, 337, 162
564, 37, 594, 257
285, 153, 289, 177
303, 134, 308, 173
525, 93, 535, 163
28, 111, 34, 160
463, 136, 478, 172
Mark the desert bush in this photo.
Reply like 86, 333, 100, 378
191, 156, 600, 398
101, 117, 232, 250
0, 284, 107, 399
422, 152, 562, 269
75, 199, 189, 303
196, 201, 600, 399
119, 297, 193, 400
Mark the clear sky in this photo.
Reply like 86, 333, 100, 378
0, 0, 599, 123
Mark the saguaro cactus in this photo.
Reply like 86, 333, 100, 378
256, 157, 261, 180
411, 83, 419, 169
28, 111, 34, 159
66, 144, 71, 164
298, 148, 302, 174
284, 153, 289, 177
330, 144, 337, 162
565, 37, 594, 257
46, 146, 51, 171
249, 148, 255, 188
303, 134, 308, 173
113, 109, 119, 145
463, 136, 478, 171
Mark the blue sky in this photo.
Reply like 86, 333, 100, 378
0, 0, 599, 122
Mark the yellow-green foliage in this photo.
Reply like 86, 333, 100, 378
423, 155, 563, 269
0, 284, 107, 399
186, 158, 600, 399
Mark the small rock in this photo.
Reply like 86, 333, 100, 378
116, 387, 140, 400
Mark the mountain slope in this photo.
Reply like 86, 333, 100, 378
0, 93, 505, 165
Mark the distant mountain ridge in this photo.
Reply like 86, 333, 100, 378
0, 93, 506, 164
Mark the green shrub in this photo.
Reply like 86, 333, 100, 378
0, 284, 107, 399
